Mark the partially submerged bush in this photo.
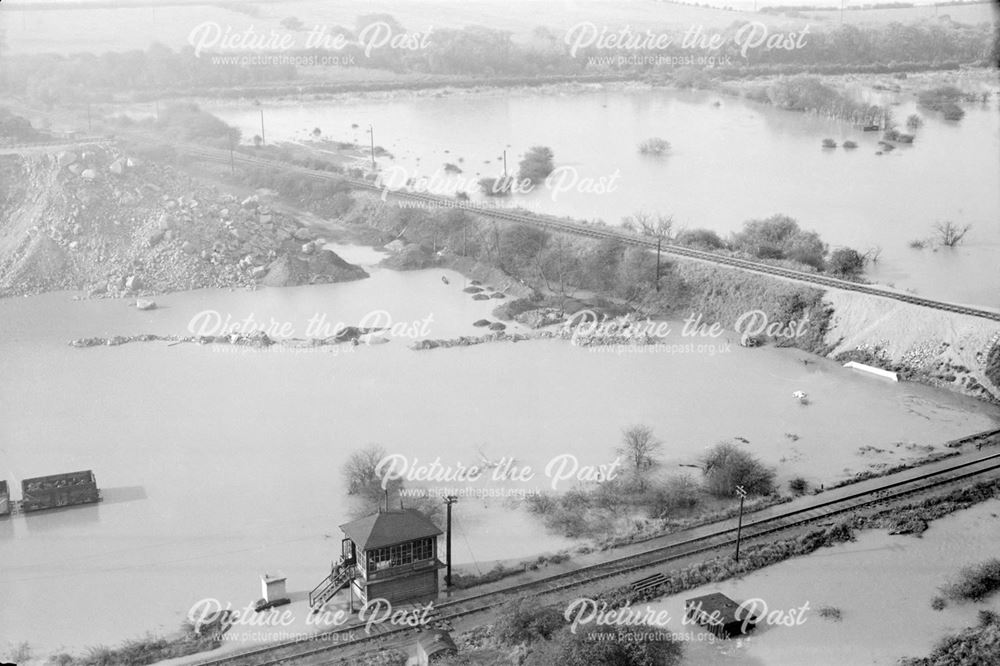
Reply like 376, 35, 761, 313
638, 137, 671, 155
941, 559, 1000, 603
701, 441, 776, 497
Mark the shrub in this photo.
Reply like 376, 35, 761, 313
701, 441, 776, 497
941, 559, 1000, 603
638, 137, 671, 155
517, 146, 555, 184
941, 103, 965, 121
843, 140, 858, 149
789, 477, 809, 495
906, 114, 923, 129
478, 176, 512, 197
731, 215, 826, 270
675, 228, 726, 250
548, 623, 684, 666
493, 598, 565, 646
827, 247, 866, 277
817, 605, 842, 621
649, 474, 701, 517
931, 596, 947, 611
821, 138, 837, 148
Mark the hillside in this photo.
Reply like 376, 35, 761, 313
0, 146, 368, 298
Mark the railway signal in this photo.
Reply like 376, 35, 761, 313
734, 485, 747, 562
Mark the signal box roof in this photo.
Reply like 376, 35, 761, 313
340, 509, 442, 550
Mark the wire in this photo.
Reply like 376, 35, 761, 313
452, 511, 481, 576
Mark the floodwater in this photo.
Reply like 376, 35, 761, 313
645, 498, 1000, 665
213, 85, 1000, 309
0, 259, 997, 656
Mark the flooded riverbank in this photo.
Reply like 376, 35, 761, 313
212, 78, 1000, 308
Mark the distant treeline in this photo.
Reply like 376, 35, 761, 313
0, 15, 994, 103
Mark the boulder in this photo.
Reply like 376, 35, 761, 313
147, 230, 165, 247
488, 322, 507, 331
80, 169, 97, 181
472, 293, 490, 301
108, 159, 126, 176
302, 242, 315, 255
125, 275, 142, 291
292, 228, 314, 241
135, 298, 157, 311
473, 319, 491, 328
490, 292, 507, 299
463, 286, 483, 294
181, 241, 197, 254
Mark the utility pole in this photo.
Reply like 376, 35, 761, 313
655, 236, 662, 292
734, 485, 747, 562
444, 495, 458, 587
369, 124, 376, 170
259, 109, 266, 146
502, 149, 507, 177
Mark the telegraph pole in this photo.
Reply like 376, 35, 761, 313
503, 149, 507, 177
655, 237, 662, 291
734, 485, 747, 562
259, 109, 266, 146
444, 495, 458, 587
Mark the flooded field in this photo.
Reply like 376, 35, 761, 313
647, 499, 1000, 665
1, 258, 997, 655
213, 84, 1000, 309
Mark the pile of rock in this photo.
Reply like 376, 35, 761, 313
1, 145, 369, 298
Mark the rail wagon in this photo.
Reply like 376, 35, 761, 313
0, 480, 9, 516
21, 470, 100, 512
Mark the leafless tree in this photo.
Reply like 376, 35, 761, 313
863, 245, 882, 264
622, 210, 675, 241
933, 221, 971, 248
617, 424, 662, 490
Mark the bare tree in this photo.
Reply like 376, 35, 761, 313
933, 221, 972, 248
617, 424, 662, 490
863, 245, 883, 264
622, 211, 674, 241
343, 444, 397, 500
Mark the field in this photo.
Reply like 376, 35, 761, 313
7, 0, 995, 56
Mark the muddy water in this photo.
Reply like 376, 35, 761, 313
645, 499, 1000, 665
213, 86, 1000, 308
0, 264, 997, 655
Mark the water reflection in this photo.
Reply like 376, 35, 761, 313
22, 503, 100, 533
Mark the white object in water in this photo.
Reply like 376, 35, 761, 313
792, 391, 807, 400
843, 361, 899, 382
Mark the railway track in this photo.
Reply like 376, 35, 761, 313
192, 428, 1000, 666
176, 145, 1000, 323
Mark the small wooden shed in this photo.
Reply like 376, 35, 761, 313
684, 592, 756, 638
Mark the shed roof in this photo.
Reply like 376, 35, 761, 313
685, 592, 743, 621
340, 509, 442, 550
